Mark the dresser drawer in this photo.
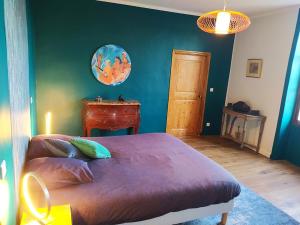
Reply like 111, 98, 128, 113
86, 105, 139, 117
86, 115, 137, 130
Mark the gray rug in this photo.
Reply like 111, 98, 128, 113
181, 185, 299, 225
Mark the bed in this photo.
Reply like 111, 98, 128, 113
26, 133, 240, 225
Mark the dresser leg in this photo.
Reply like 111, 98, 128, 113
83, 127, 87, 137
87, 129, 92, 137
133, 126, 138, 134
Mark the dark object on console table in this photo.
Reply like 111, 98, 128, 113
221, 107, 266, 153
82, 99, 141, 137
232, 101, 251, 113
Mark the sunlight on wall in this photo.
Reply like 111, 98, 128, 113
45, 112, 52, 135
0, 179, 9, 225
26, 108, 32, 139
0, 109, 11, 139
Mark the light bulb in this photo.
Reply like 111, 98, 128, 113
215, 11, 231, 34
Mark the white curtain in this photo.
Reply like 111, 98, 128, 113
4, 0, 31, 204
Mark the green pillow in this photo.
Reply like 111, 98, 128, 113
69, 138, 111, 159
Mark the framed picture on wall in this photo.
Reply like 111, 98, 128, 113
246, 59, 263, 78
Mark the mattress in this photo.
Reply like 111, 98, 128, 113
42, 133, 240, 225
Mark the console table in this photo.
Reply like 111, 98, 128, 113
82, 100, 141, 137
220, 107, 266, 153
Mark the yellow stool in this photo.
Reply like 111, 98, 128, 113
20, 205, 72, 225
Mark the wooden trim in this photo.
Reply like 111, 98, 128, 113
199, 52, 211, 133
166, 51, 177, 134
173, 49, 212, 57
166, 50, 211, 135
82, 99, 140, 106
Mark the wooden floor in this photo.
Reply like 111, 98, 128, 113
181, 136, 300, 222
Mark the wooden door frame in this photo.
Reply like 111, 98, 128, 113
166, 49, 211, 135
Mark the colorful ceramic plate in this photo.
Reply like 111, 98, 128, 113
91, 45, 131, 86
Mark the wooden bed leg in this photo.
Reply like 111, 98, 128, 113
218, 213, 228, 225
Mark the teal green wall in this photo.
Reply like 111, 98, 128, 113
0, 0, 16, 224
31, 0, 234, 136
271, 10, 300, 166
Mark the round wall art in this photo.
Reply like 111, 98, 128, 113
91, 44, 132, 86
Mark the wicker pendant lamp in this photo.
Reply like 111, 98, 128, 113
197, 0, 251, 35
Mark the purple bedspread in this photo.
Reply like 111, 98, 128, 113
45, 133, 240, 225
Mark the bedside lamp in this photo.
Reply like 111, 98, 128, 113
22, 172, 51, 225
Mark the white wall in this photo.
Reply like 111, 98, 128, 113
226, 8, 299, 157
4, 0, 31, 199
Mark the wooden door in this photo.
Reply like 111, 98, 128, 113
166, 50, 210, 136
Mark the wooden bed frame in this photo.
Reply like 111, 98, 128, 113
119, 200, 233, 225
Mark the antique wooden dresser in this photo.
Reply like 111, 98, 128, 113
82, 99, 141, 137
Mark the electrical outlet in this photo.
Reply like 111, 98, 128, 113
206, 122, 211, 127
209, 88, 214, 93
1, 160, 6, 179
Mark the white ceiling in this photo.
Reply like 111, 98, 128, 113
98, 0, 300, 17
